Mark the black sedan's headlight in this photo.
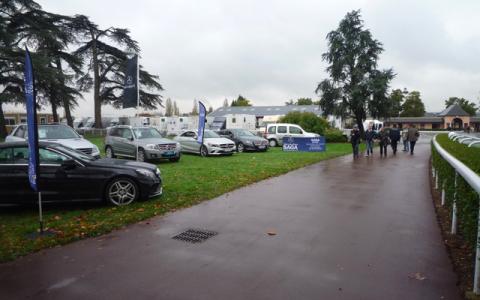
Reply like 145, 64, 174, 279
136, 168, 157, 179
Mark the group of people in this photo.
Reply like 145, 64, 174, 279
350, 123, 420, 159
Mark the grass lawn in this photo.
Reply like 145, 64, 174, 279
0, 138, 360, 262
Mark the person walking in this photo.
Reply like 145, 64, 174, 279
350, 125, 361, 159
407, 124, 419, 155
378, 127, 390, 157
389, 124, 401, 155
364, 124, 375, 157
402, 125, 409, 152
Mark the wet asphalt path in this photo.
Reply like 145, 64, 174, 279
0, 137, 460, 299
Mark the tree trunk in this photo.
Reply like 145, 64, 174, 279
355, 114, 365, 138
51, 100, 59, 123
56, 58, 73, 127
0, 102, 7, 140
92, 35, 102, 129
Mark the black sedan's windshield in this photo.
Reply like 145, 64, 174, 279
133, 128, 163, 139
38, 125, 80, 139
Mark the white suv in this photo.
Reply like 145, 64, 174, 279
264, 123, 319, 147
6, 124, 101, 158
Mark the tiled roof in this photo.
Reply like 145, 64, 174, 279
438, 104, 470, 116
208, 105, 322, 117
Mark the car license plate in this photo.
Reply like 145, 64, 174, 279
163, 151, 175, 157
258, 145, 266, 149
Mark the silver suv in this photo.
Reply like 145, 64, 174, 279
105, 126, 181, 162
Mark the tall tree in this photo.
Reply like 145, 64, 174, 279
191, 99, 198, 115
173, 100, 179, 116
315, 10, 394, 135
0, 0, 74, 137
387, 88, 407, 118
164, 98, 173, 116
444, 97, 478, 116
72, 15, 162, 128
400, 91, 425, 117
231, 95, 252, 106
222, 98, 229, 107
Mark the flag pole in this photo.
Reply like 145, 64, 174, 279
136, 54, 140, 161
38, 192, 43, 233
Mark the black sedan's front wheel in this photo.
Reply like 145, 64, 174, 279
105, 177, 139, 206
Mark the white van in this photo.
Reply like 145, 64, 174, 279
264, 123, 319, 147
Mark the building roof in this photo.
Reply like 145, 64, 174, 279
438, 104, 470, 117
208, 105, 322, 117
385, 117, 444, 123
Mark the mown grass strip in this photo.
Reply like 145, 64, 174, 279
0, 140, 358, 262
436, 133, 480, 175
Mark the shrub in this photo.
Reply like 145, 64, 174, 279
432, 133, 480, 245
279, 111, 329, 135
324, 128, 347, 143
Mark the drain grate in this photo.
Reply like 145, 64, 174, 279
172, 229, 218, 244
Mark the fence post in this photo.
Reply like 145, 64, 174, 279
451, 171, 458, 235
441, 181, 446, 206
474, 193, 480, 294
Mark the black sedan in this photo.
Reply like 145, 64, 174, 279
0, 141, 162, 206
217, 129, 269, 152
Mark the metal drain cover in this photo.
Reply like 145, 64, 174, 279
172, 229, 218, 244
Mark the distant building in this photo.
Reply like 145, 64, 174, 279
384, 104, 480, 131
4, 112, 54, 133
208, 105, 343, 129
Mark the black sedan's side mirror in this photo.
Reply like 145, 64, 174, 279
61, 159, 77, 170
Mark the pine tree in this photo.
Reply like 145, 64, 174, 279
173, 101, 180, 116
223, 98, 229, 107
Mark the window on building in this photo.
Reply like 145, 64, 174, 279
40, 117, 46, 124
244, 117, 246, 122
20, 118, 27, 123
232, 118, 236, 123
5, 118, 16, 125
179, 118, 183, 123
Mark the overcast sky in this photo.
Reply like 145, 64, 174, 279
8, 0, 480, 117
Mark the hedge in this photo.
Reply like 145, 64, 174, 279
431, 133, 480, 245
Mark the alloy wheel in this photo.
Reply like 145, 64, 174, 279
107, 179, 137, 206
237, 143, 244, 152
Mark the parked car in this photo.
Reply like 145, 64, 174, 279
104, 126, 181, 162
174, 130, 235, 157
217, 128, 268, 152
0, 141, 162, 206
6, 123, 101, 158
264, 123, 320, 147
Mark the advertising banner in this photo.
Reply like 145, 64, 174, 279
123, 54, 138, 109
197, 101, 207, 144
282, 136, 326, 152
24, 47, 39, 192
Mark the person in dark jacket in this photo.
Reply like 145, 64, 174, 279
378, 127, 390, 157
350, 125, 361, 159
407, 124, 420, 155
364, 123, 375, 157
389, 124, 401, 155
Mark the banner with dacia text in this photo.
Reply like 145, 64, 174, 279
282, 137, 326, 152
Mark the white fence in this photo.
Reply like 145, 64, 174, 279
432, 135, 480, 294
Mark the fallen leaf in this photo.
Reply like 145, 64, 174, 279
409, 272, 426, 281
266, 230, 277, 236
